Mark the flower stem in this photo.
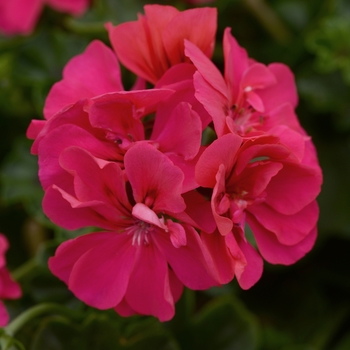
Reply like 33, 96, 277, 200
244, 0, 292, 44
5, 303, 82, 337
11, 258, 38, 281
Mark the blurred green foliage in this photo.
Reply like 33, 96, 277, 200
1, 0, 350, 349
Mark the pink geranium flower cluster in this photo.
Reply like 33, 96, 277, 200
27, 5, 322, 321
0, 0, 89, 36
0, 234, 22, 326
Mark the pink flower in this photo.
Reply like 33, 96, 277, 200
28, 95, 202, 193
185, 28, 301, 138
107, 5, 217, 84
46, 143, 217, 321
0, 234, 22, 326
0, 0, 89, 36
195, 133, 322, 289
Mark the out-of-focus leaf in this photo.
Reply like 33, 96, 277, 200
180, 295, 259, 350
30, 316, 82, 350
306, 16, 350, 85
0, 137, 43, 218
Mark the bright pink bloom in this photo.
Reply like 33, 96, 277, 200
108, 5, 217, 84
195, 133, 322, 289
0, 234, 22, 326
0, 0, 89, 36
28, 94, 202, 193
185, 28, 301, 138
44, 40, 125, 120
47, 143, 217, 321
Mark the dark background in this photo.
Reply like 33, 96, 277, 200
1, 0, 350, 349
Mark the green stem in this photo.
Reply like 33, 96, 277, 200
244, 0, 293, 45
11, 258, 38, 281
5, 303, 82, 337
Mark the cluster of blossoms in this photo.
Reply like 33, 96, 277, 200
0, 234, 21, 326
0, 0, 89, 36
27, 5, 322, 321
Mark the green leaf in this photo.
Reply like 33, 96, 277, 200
180, 295, 260, 350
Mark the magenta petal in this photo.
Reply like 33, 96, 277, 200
168, 220, 187, 248
90, 89, 174, 118
257, 63, 298, 111
234, 237, 263, 290
185, 40, 228, 98
0, 300, 9, 327
248, 201, 319, 246
89, 99, 144, 142
248, 215, 317, 265
212, 165, 233, 236
132, 203, 167, 230
201, 230, 236, 284
114, 298, 137, 318
47, 0, 89, 15
241, 63, 276, 91
26, 120, 46, 140
66, 233, 136, 309
0, 268, 21, 299
44, 41, 123, 119
43, 186, 119, 230
196, 133, 242, 188
163, 7, 217, 65
124, 143, 185, 213
223, 28, 249, 102
154, 225, 218, 290
176, 190, 216, 233
264, 162, 322, 215
125, 243, 175, 321
0, 0, 42, 36
49, 232, 112, 284
152, 102, 202, 160
38, 124, 116, 191
193, 72, 229, 136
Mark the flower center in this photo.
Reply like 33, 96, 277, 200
125, 220, 155, 246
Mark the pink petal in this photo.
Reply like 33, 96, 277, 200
196, 133, 242, 188
155, 64, 213, 130
152, 102, 202, 160
248, 215, 317, 265
59, 147, 132, 214
200, 230, 236, 284
65, 233, 136, 309
38, 124, 117, 191
125, 242, 176, 321
256, 63, 298, 111
43, 185, 121, 231
185, 40, 228, 98
264, 162, 322, 215
47, 0, 89, 15
192, 72, 229, 136
168, 220, 187, 248
248, 201, 319, 246
44, 41, 124, 119
175, 190, 216, 233
26, 120, 46, 140
212, 165, 233, 236
0, 268, 22, 299
163, 7, 217, 65
154, 225, 218, 290
223, 28, 249, 102
89, 99, 144, 143
132, 203, 167, 230
124, 142, 185, 214
90, 89, 174, 119
240, 63, 276, 92
0, 0, 42, 36
0, 300, 9, 327
234, 236, 263, 289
